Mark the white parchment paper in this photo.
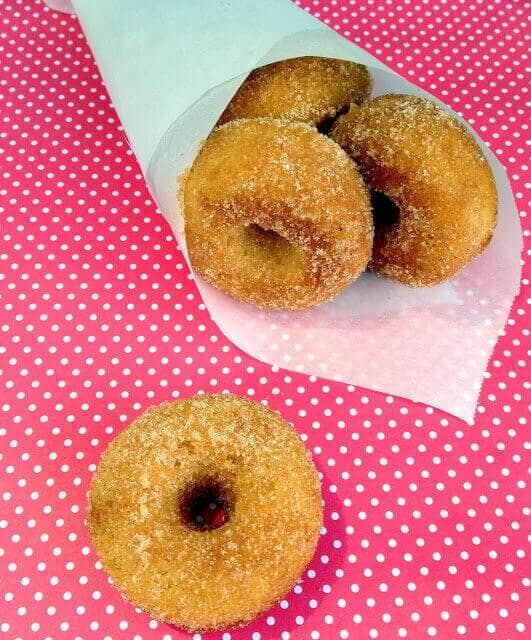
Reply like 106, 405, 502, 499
48, 0, 522, 422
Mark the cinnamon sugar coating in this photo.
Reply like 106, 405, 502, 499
331, 94, 497, 286
183, 118, 373, 309
88, 394, 322, 632
218, 56, 372, 127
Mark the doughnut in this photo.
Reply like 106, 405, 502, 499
183, 118, 373, 309
88, 394, 322, 632
331, 94, 497, 286
217, 56, 372, 128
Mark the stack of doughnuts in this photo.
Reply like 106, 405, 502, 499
183, 56, 497, 309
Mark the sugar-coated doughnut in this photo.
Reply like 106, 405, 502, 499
88, 394, 322, 632
331, 94, 497, 286
183, 118, 373, 309
218, 56, 372, 128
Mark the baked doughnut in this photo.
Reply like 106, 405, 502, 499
218, 56, 372, 128
88, 394, 322, 632
331, 94, 497, 286
183, 118, 373, 309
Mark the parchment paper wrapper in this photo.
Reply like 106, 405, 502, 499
49, 0, 522, 423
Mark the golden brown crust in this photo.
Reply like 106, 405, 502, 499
218, 56, 372, 127
331, 94, 497, 286
183, 118, 373, 309
87, 394, 322, 632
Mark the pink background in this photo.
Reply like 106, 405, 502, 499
0, 1, 529, 639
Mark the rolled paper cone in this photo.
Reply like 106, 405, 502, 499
48, 0, 522, 422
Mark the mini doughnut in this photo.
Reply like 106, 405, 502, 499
183, 118, 373, 309
218, 56, 372, 128
331, 94, 497, 286
88, 394, 322, 632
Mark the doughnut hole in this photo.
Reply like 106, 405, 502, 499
179, 477, 234, 532
240, 223, 304, 276
370, 190, 400, 228
317, 104, 350, 135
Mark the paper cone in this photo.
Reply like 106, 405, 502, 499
48, 0, 521, 422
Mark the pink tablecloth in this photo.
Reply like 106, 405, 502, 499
0, 1, 529, 638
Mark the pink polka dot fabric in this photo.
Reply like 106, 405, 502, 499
0, 0, 529, 638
